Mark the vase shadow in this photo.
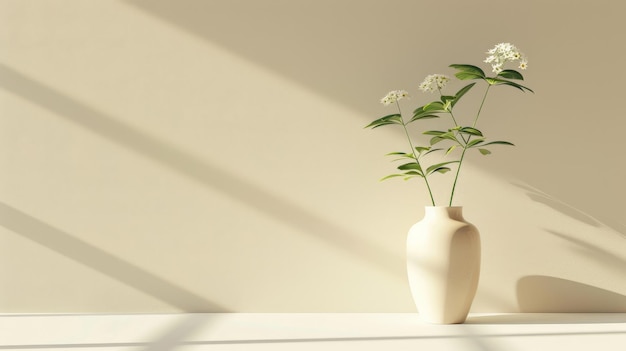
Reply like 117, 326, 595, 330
467, 313, 626, 325
516, 275, 626, 313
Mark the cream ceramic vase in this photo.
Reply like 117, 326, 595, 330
407, 206, 481, 324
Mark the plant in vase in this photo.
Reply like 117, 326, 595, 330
365, 43, 533, 324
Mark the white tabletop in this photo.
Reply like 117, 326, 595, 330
1, 313, 625, 350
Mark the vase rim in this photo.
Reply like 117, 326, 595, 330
423, 206, 465, 219
424, 206, 463, 208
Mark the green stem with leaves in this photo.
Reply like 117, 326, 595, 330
448, 84, 492, 206
397, 102, 436, 206
472, 84, 491, 128
436, 86, 471, 147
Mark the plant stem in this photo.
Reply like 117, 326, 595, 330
473, 84, 492, 127
438, 87, 466, 146
449, 110, 469, 144
397, 102, 436, 206
448, 146, 467, 206
448, 84, 492, 206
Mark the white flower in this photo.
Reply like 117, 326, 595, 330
418, 74, 450, 93
519, 59, 528, 70
484, 42, 528, 73
380, 90, 409, 106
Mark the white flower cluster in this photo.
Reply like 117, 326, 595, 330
418, 74, 450, 93
484, 43, 528, 73
380, 90, 409, 106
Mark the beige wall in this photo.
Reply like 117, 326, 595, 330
0, 0, 624, 313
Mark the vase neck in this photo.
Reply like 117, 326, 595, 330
424, 206, 464, 220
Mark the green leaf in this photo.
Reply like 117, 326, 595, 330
401, 170, 425, 180
413, 103, 445, 115
423, 130, 446, 136
429, 167, 452, 174
364, 114, 403, 129
457, 72, 485, 80
423, 101, 445, 111
430, 136, 446, 145
429, 131, 459, 145
482, 140, 515, 147
380, 174, 404, 181
449, 64, 486, 80
444, 132, 460, 140
440, 96, 455, 110
450, 64, 486, 76
440, 95, 455, 103
397, 162, 423, 171
404, 176, 421, 180
445, 145, 457, 155
487, 78, 534, 93
459, 126, 483, 136
403, 170, 424, 177
451, 83, 476, 107
414, 146, 430, 154
411, 103, 446, 122
466, 138, 485, 148
478, 148, 492, 155
426, 161, 459, 175
409, 114, 440, 123
385, 151, 415, 162
497, 69, 524, 80
423, 147, 442, 156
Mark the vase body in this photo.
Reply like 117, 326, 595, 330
407, 206, 481, 324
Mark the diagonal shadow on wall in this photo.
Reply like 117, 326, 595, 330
512, 182, 625, 238
0, 201, 228, 312
122, 0, 497, 118
122, 0, 625, 240
0, 64, 403, 280
546, 230, 626, 274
